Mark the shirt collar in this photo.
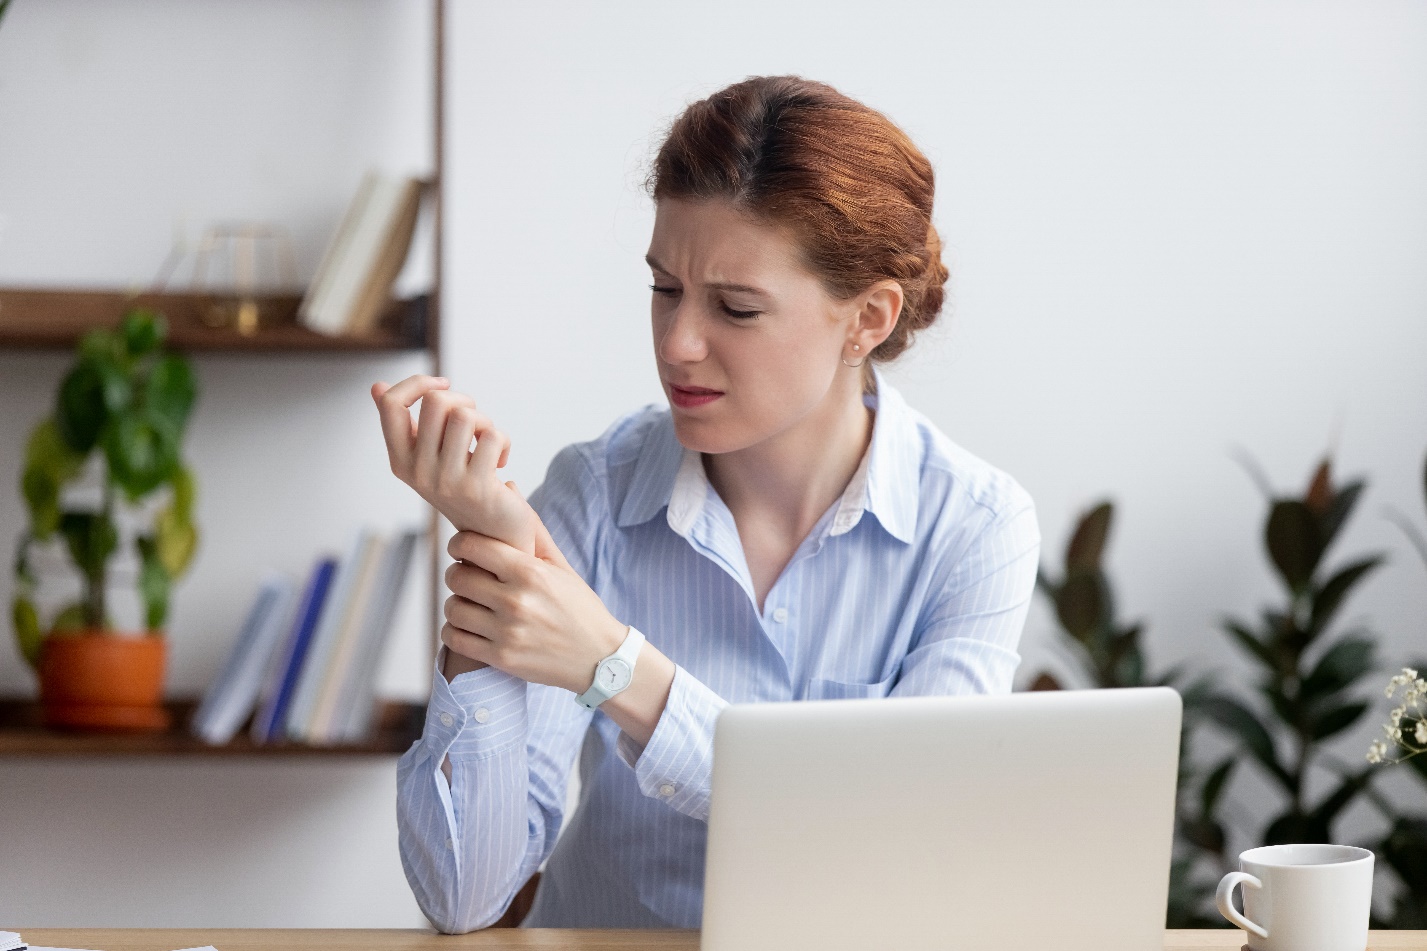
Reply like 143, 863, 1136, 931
615, 364, 920, 544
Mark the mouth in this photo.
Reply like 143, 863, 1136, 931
667, 382, 724, 409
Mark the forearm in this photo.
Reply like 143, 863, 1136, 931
599, 639, 678, 750
396, 670, 540, 933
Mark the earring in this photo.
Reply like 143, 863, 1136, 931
842, 343, 864, 368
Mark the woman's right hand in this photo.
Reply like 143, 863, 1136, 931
371, 374, 537, 556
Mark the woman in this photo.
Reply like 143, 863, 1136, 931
375, 75, 1040, 932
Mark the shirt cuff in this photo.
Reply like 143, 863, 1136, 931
422, 646, 528, 761
615, 663, 728, 821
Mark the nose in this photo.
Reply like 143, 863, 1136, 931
656, 300, 708, 366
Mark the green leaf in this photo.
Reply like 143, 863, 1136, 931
135, 534, 171, 630
25, 417, 86, 482
1201, 696, 1292, 792
55, 359, 111, 453
1308, 700, 1369, 741
144, 354, 196, 432
102, 409, 179, 502
58, 511, 118, 580
155, 506, 197, 577
1309, 556, 1384, 638
1379, 817, 1427, 894
1056, 570, 1106, 642
120, 308, 166, 357
12, 595, 42, 669
49, 601, 89, 633
1200, 757, 1236, 815
1319, 479, 1365, 552
1300, 637, 1376, 702
1265, 811, 1328, 845
1224, 620, 1278, 671
21, 465, 61, 538
1307, 766, 1375, 829
1266, 500, 1323, 591
1066, 502, 1112, 572
171, 463, 197, 519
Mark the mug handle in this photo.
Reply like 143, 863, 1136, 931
1216, 871, 1268, 939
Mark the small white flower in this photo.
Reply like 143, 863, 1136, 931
1367, 739, 1388, 763
1391, 705, 1406, 725
1405, 667, 1420, 681
1416, 720, 1427, 746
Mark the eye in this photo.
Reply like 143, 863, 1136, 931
719, 302, 761, 320
649, 284, 680, 296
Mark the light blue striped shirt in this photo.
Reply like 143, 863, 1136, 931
396, 366, 1041, 932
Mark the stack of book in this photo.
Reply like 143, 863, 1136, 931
298, 170, 426, 337
191, 524, 423, 746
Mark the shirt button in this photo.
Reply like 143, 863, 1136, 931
445, 837, 454, 851
658, 782, 677, 798
473, 707, 491, 724
772, 608, 789, 623
438, 712, 455, 728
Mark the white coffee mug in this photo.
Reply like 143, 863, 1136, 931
1216, 843, 1374, 951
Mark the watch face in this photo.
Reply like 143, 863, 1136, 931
599, 658, 632, 692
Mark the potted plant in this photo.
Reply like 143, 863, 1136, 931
11, 308, 199, 731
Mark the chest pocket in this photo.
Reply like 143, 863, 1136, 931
803, 672, 897, 701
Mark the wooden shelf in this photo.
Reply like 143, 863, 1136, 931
0, 287, 429, 353
0, 697, 426, 757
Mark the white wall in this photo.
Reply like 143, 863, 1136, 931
1, 0, 435, 928
444, 0, 1427, 887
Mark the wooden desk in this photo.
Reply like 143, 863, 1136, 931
14, 932, 1427, 950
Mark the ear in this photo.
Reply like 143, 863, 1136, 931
850, 279, 902, 352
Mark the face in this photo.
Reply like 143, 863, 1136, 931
646, 197, 865, 455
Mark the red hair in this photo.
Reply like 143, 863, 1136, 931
649, 75, 948, 363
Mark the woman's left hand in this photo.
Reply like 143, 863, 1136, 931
441, 519, 629, 695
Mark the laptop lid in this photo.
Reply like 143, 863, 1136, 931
701, 686, 1182, 951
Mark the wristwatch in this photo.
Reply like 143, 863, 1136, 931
574, 625, 646, 709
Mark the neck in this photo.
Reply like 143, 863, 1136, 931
702, 372, 875, 536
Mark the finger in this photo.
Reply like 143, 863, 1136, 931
372, 375, 447, 475
439, 407, 491, 487
443, 591, 500, 634
440, 621, 498, 666
467, 424, 511, 479
414, 389, 477, 484
447, 530, 528, 583
445, 558, 503, 608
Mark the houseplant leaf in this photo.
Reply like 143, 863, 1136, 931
55, 358, 112, 454
120, 308, 166, 358
1300, 637, 1375, 703
1308, 556, 1383, 639
1307, 700, 1369, 741
144, 354, 197, 432
1265, 500, 1322, 592
135, 534, 171, 630
12, 595, 42, 668
155, 506, 197, 577
58, 511, 118, 582
1202, 695, 1292, 792
1066, 502, 1112, 571
103, 409, 179, 502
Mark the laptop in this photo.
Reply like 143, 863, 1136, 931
701, 685, 1182, 951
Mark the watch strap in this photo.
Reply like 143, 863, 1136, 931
575, 625, 646, 709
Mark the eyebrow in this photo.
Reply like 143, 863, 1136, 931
645, 254, 770, 298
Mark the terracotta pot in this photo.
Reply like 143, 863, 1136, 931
39, 631, 171, 732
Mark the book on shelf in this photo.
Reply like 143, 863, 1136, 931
192, 524, 423, 747
298, 170, 425, 337
282, 526, 376, 740
302, 526, 422, 745
189, 572, 298, 745
249, 556, 339, 744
